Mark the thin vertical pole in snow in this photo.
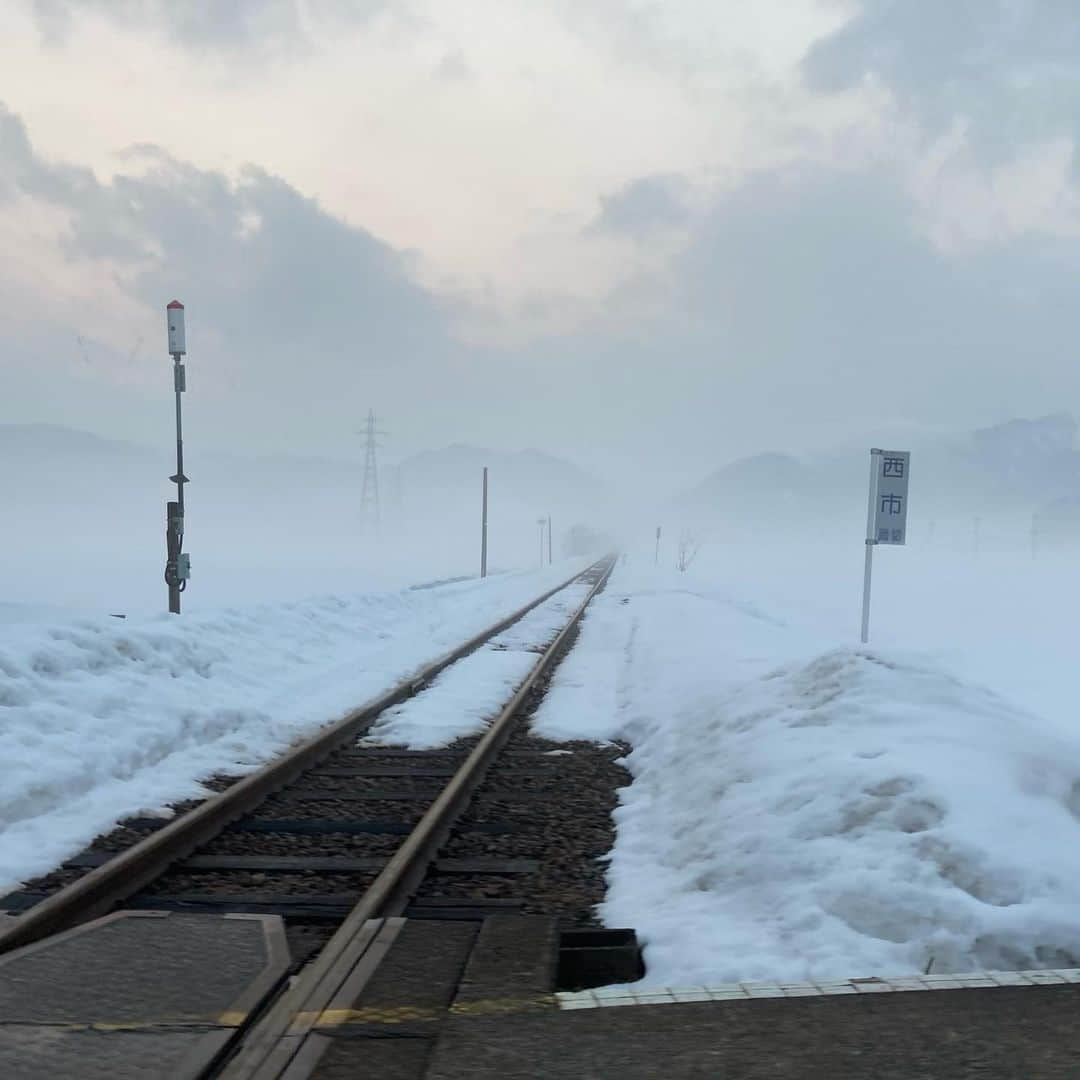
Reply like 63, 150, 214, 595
655, 526, 661, 565
480, 467, 489, 579
164, 300, 190, 615
861, 449, 880, 644
547, 515, 552, 565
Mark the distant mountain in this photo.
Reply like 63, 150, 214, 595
397, 444, 604, 504
673, 452, 821, 518
0, 423, 159, 463
966, 413, 1080, 498
674, 413, 1080, 521
0, 427, 606, 500
683, 453, 808, 501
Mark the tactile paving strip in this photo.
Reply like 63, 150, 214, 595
557, 968, 1080, 1009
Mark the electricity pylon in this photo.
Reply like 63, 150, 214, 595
358, 409, 387, 538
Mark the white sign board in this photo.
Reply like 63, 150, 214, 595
861, 448, 911, 643
870, 450, 909, 545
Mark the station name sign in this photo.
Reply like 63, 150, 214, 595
870, 450, 909, 546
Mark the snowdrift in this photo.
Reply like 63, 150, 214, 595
534, 561, 1080, 984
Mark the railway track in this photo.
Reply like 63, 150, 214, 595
0, 555, 625, 1078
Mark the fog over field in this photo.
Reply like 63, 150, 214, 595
6, 408, 1080, 617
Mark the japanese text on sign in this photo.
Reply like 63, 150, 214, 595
870, 450, 910, 545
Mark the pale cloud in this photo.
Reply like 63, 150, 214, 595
28, 0, 394, 52
805, 0, 1080, 252
0, 103, 453, 452
5, 0, 1080, 485
910, 129, 1080, 253
2, 0, 876, 341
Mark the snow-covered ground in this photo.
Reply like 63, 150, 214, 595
0, 560, 589, 895
533, 546, 1080, 985
9, 504, 1080, 989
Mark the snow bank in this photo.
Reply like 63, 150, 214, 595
0, 560, 588, 893
532, 559, 1080, 983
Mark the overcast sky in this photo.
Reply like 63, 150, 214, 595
3, 1, 1080, 491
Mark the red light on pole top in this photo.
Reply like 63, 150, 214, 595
166, 299, 186, 356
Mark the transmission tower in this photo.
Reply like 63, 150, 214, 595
358, 409, 387, 537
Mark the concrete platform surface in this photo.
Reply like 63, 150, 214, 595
0, 909, 290, 1080
287, 917, 1080, 1080
425, 983, 1080, 1078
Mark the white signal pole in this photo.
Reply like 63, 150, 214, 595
164, 300, 191, 613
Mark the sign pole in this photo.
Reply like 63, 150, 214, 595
861, 449, 880, 644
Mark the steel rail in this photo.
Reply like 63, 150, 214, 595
0, 559, 611, 957
218, 555, 616, 1079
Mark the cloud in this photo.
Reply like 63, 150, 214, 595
571, 160, 1080, 463
434, 49, 470, 82
10, 82, 1077, 480
802, 2, 1080, 255
804, 1, 1080, 164
0, 101, 461, 458
7, 0, 877, 343
590, 174, 695, 236
8, 4, 1080, 487
29, 0, 395, 53
2, 104, 443, 356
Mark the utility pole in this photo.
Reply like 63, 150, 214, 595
655, 525, 661, 565
358, 409, 386, 538
164, 301, 191, 614
480, 467, 489, 578
536, 517, 546, 568
547, 515, 552, 565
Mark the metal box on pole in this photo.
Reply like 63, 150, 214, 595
166, 300, 186, 355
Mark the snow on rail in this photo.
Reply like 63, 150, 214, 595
360, 580, 593, 749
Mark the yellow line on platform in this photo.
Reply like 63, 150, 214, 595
0, 994, 560, 1033
308, 993, 558, 1027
